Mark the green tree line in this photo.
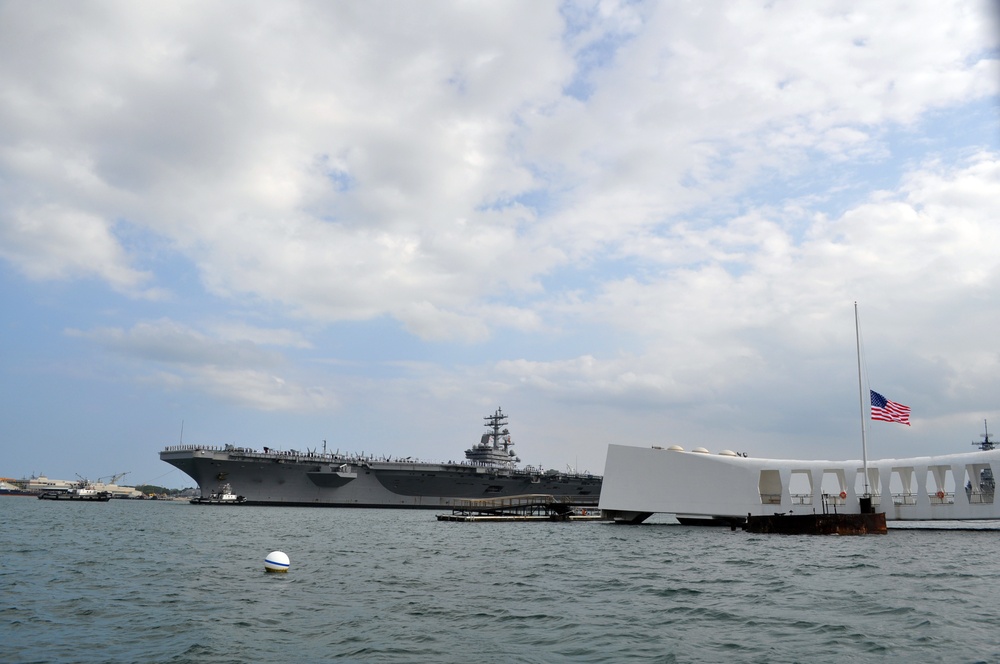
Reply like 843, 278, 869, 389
134, 485, 192, 496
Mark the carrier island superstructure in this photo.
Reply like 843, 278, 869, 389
160, 408, 602, 508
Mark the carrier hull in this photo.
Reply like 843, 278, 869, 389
160, 446, 601, 508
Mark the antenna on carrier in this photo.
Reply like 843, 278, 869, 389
973, 420, 994, 451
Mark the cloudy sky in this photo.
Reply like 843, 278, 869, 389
2, 1, 998, 489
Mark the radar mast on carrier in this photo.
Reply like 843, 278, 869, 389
464, 407, 521, 466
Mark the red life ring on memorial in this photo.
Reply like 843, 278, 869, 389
839, 491, 847, 499
936, 490, 945, 499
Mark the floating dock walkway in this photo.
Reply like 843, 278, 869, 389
436, 494, 604, 522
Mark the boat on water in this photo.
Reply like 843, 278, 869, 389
26, 475, 75, 494
0, 478, 35, 497
161, 408, 602, 508
190, 483, 246, 505
38, 481, 111, 502
25, 473, 143, 498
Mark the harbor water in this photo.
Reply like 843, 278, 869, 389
3, 498, 999, 663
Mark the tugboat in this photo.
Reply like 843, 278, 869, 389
38, 480, 111, 502
190, 483, 247, 505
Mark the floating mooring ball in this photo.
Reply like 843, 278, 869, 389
264, 550, 290, 573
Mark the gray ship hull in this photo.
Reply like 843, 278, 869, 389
160, 446, 602, 508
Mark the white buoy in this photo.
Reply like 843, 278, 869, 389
264, 550, 290, 573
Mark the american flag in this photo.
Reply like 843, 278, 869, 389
870, 390, 910, 426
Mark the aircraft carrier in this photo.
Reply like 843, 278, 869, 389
160, 408, 602, 508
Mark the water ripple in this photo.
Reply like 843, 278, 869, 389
2, 501, 999, 662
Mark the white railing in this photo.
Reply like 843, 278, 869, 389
968, 492, 995, 504
790, 493, 812, 505
929, 491, 955, 505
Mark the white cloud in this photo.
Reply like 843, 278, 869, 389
187, 366, 336, 413
69, 319, 282, 367
67, 319, 336, 412
0, 2, 998, 482
505, 152, 1000, 415
207, 321, 313, 349
2, 1, 994, 337
0, 204, 159, 296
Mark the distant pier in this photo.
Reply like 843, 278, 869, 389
436, 494, 604, 522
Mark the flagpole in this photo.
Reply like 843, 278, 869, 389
855, 302, 870, 497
